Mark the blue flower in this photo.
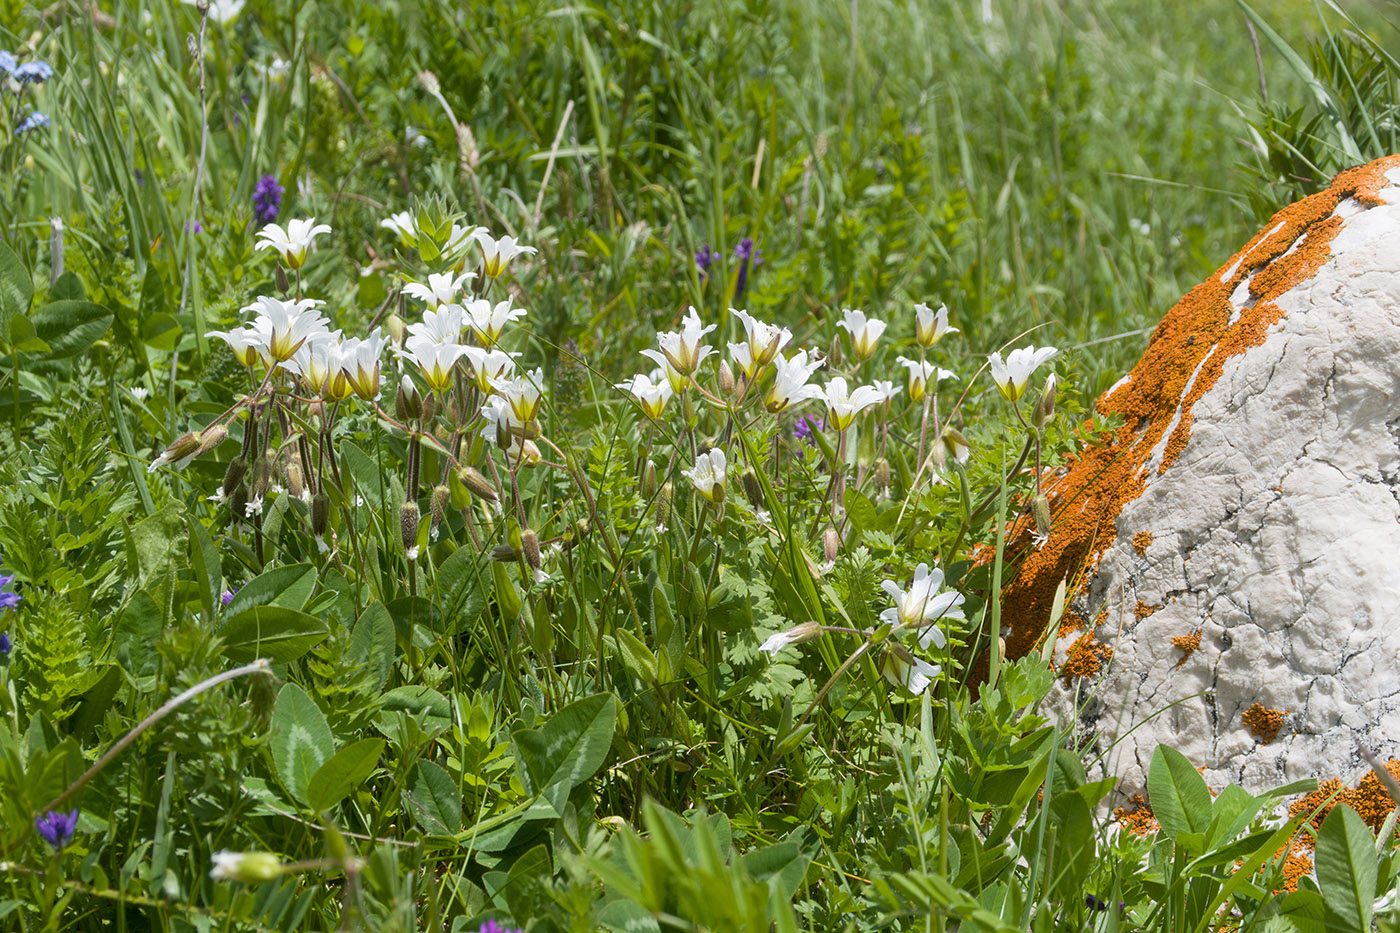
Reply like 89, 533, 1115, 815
477, 921, 523, 933
732, 237, 762, 300
0, 631, 10, 656
221, 588, 238, 606
0, 52, 16, 76
14, 112, 50, 135
252, 174, 283, 225
35, 809, 78, 850
694, 243, 719, 283
15, 61, 53, 85
792, 414, 824, 443
0, 572, 19, 613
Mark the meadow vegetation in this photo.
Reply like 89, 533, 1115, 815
0, 0, 1398, 929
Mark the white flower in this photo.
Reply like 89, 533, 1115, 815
836, 309, 886, 361
380, 211, 416, 244
879, 562, 965, 649
913, 302, 958, 348
254, 218, 331, 270
732, 308, 791, 368
988, 345, 1058, 402
616, 372, 673, 420
491, 367, 544, 423
764, 349, 825, 413
655, 307, 717, 376
280, 331, 346, 395
446, 223, 486, 256
407, 305, 467, 345
129, 386, 149, 401
398, 335, 468, 392
464, 296, 527, 344
638, 352, 689, 394
880, 647, 941, 695
759, 621, 823, 655
184, 0, 244, 24
251, 57, 289, 81
872, 380, 900, 404
682, 448, 727, 504
245, 496, 264, 518
896, 356, 957, 403
462, 346, 519, 393
340, 329, 387, 400
210, 851, 283, 883
480, 396, 539, 463
239, 295, 329, 363
403, 272, 476, 308
208, 318, 272, 367
475, 232, 537, 277
728, 342, 758, 381
821, 376, 884, 431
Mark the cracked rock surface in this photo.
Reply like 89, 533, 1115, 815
1053, 164, 1400, 793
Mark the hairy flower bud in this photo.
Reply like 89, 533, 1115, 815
656, 481, 672, 528
457, 466, 498, 502
250, 456, 273, 500
741, 469, 764, 510
521, 529, 541, 570
823, 525, 840, 564
400, 501, 420, 554
311, 492, 330, 536
397, 375, 422, 421
718, 360, 735, 395
229, 484, 249, 523
430, 484, 451, 529
210, 851, 283, 884
420, 392, 436, 424
491, 544, 519, 562
874, 457, 891, 489
196, 424, 228, 457
275, 263, 290, 295
642, 461, 658, 499
1033, 494, 1052, 539
284, 460, 305, 500
385, 313, 406, 346
221, 458, 248, 498
1033, 373, 1057, 429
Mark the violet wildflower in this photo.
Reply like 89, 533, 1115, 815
732, 237, 761, 300
477, 921, 524, 933
35, 809, 78, 850
793, 414, 824, 443
0, 631, 9, 656
252, 174, 283, 226
184, 219, 203, 234
15, 61, 53, 85
221, 588, 237, 606
694, 243, 720, 283
14, 112, 49, 134
0, 572, 20, 613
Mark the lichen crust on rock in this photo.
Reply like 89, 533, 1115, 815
997, 153, 1400, 792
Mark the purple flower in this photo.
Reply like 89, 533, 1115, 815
0, 631, 10, 656
733, 237, 762, 300
14, 112, 49, 135
252, 174, 283, 226
35, 809, 78, 850
694, 243, 719, 283
184, 219, 203, 234
0, 572, 19, 613
15, 61, 53, 85
477, 922, 523, 933
220, 588, 237, 606
792, 414, 824, 443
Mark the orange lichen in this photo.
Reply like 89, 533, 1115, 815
1289, 759, 1400, 841
990, 154, 1400, 663
1241, 703, 1285, 744
1060, 632, 1112, 682
1171, 629, 1202, 668
1056, 607, 1087, 640
1131, 530, 1153, 556
1280, 851, 1314, 893
1134, 600, 1159, 622
1114, 794, 1160, 836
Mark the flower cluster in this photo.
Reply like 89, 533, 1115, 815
35, 809, 78, 850
2, 50, 55, 139
252, 174, 283, 225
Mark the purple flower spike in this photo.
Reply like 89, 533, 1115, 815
35, 809, 79, 850
0, 631, 10, 655
252, 174, 283, 226
0, 572, 19, 613
694, 243, 720, 283
732, 237, 762, 300
793, 414, 824, 443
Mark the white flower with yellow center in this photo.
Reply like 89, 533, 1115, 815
638, 352, 689, 394
656, 307, 717, 376
896, 356, 957, 403
404, 271, 476, 308
821, 376, 884, 430
988, 345, 1058, 402
254, 218, 331, 270
765, 350, 825, 413
491, 367, 544, 424
340, 329, 386, 400
476, 232, 537, 277
879, 562, 964, 649
462, 346, 519, 394
380, 212, 416, 245
879, 646, 941, 695
240, 295, 329, 363
209, 318, 272, 367
836, 309, 886, 361
464, 297, 527, 344
399, 335, 468, 393
682, 448, 727, 504
616, 372, 674, 420
732, 308, 791, 368
872, 380, 900, 404
280, 331, 344, 394
407, 305, 468, 345
913, 302, 958, 348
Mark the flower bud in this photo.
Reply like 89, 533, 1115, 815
210, 851, 284, 884
396, 375, 422, 421
642, 461, 658, 499
399, 501, 420, 553
823, 525, 840, 563
420, 392, 436, 424
275, 264, 290, 295
196, 424, 228, 456
491, 544, 519, 562
250, 456, 273, 500
1033, 374, 1057, 429
311, 492, 330, 536
718, 360, 735, 395
162, 431, 202, 462
430, 484, 451, 529
520, 440, 542, 466
457, 466, 498, 502
874, 457, 891, 489
221, 458, 248, 498
656, 482, 672, 528
1033, 494, 1052, 538
521, 529, 541, 570
229, 484, 249, 524
386, 313, 406, 346
741, 469, 764, 510
941, 427, 971, 465
284, 460, 305, 500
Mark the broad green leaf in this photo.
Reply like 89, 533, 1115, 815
0, 241, 33, 347
350, 602, 395, 691
843, 489, 878, 533
187, 515, 220, 621
1316, 803, 1377, 932
140, 312, 182, 351
513, 693, 617, 809
270, 684, 334, 807
307, 739, 384, 813
31, 300, 113, 359
221, 606, 329, 663
503, 843, 553, 923
403, 760, 460, 835
614, 629, 658, 684
1147, 745, 1213, 840
434, 545, 486, 633
126, 505, 184, 587
380, 685, 451, 719
224, 563, 317, 615
49, 271, 84, 302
